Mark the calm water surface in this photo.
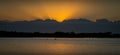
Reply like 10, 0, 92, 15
0, 38, 120, 55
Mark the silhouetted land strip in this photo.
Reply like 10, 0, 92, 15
0, 31, 120, 38
0, 19, 120, 33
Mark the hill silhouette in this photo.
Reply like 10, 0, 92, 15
0, 18, 120, 33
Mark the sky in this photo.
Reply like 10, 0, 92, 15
0, 0, 120, 22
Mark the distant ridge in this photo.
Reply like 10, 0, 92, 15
0, 18, 117, 23
0, 18, 120, 33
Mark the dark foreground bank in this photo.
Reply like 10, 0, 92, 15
0, 31, 120, 38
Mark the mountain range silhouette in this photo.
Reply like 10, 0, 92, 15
0, 18, 120, 33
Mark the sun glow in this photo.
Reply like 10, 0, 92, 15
46, 43, 74, 53
42, 2, 79, 22
46, 9, 76, 22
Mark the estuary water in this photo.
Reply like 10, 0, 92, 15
0, 38, 120, 55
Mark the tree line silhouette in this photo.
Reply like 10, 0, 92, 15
0, 31, 120, 38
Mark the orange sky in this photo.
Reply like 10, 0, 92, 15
0, 0, 120, 22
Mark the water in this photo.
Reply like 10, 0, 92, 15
0, 38, 120, 55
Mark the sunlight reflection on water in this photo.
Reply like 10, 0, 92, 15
0, 38, 120, 55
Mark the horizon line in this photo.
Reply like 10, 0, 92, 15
0, 18, 120, 23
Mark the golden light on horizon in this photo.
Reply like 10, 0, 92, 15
46, 8, 77, 22
42, 2, 80, 22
